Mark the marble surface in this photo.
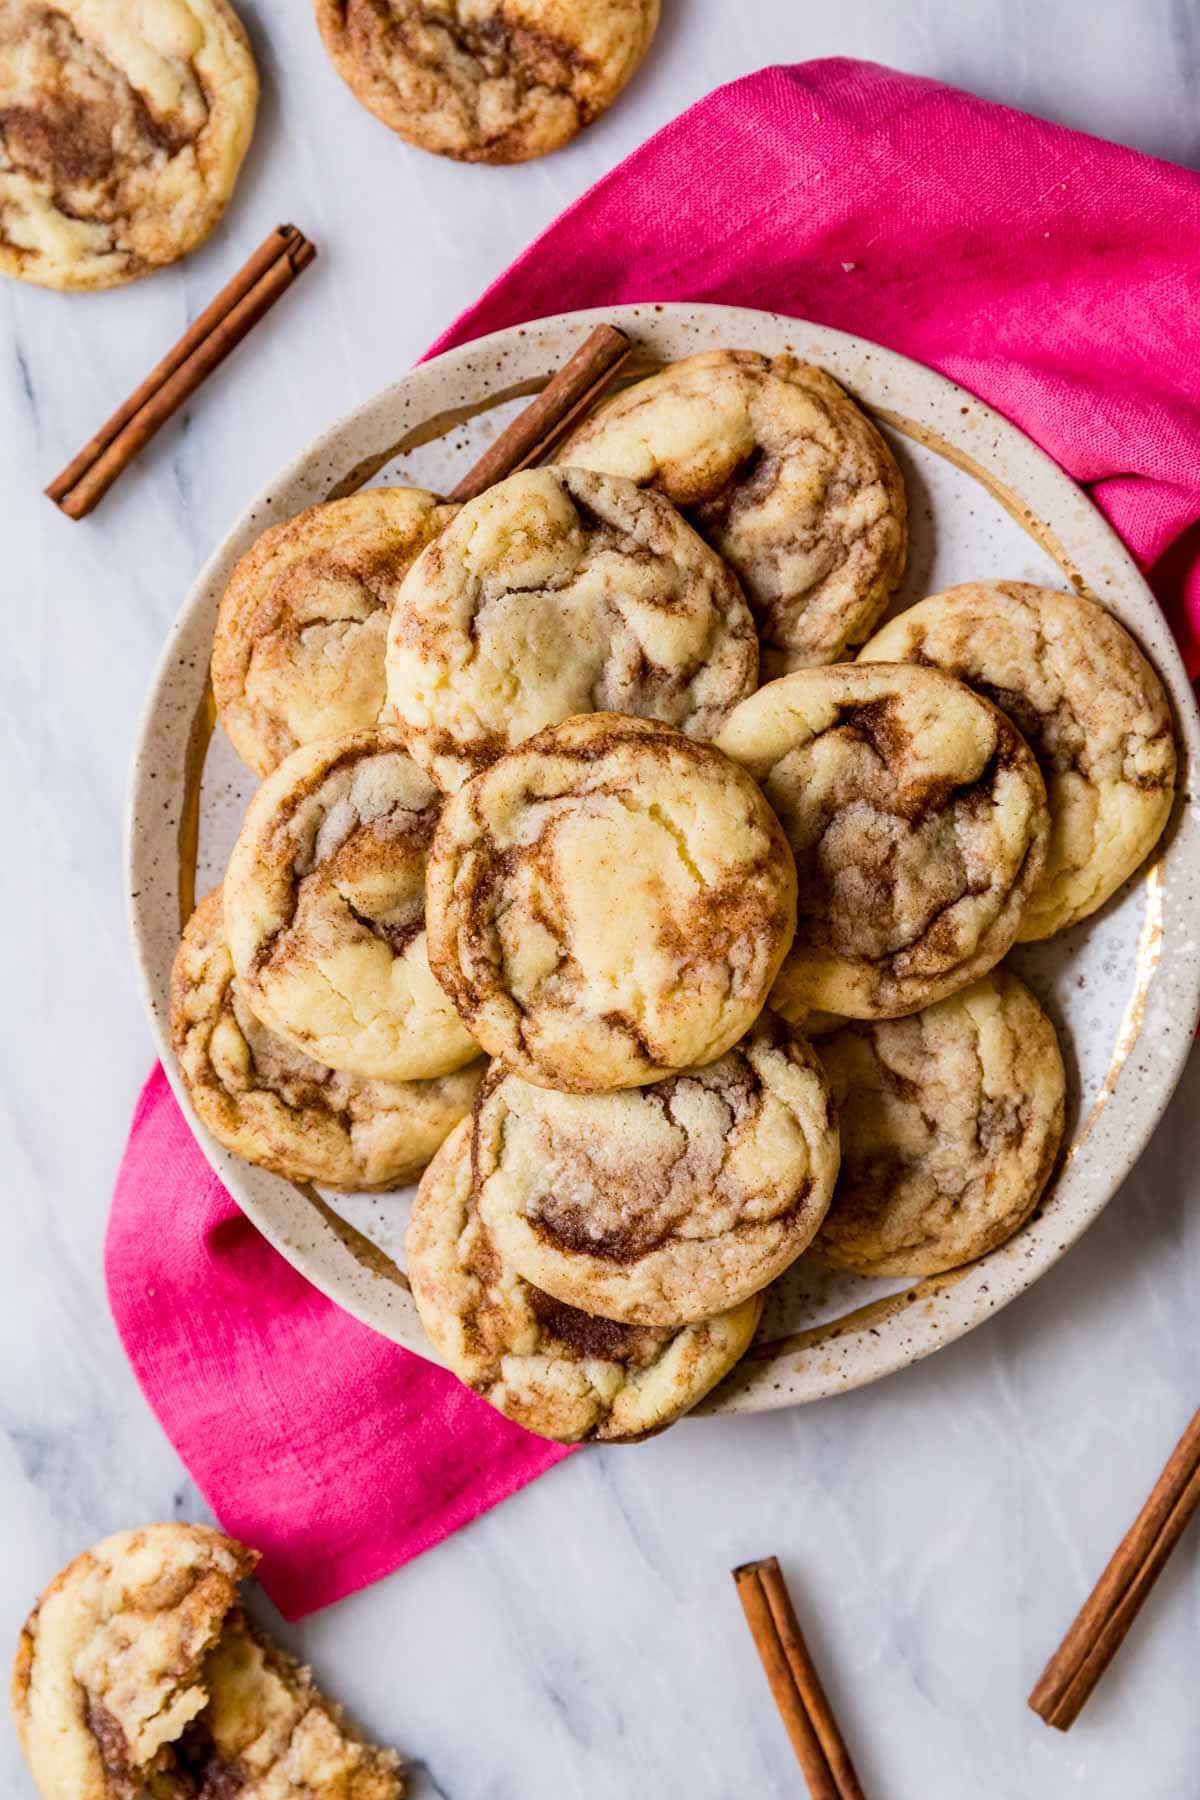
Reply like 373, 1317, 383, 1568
2, 3, 1198, 1796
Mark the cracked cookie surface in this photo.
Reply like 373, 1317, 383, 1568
13, 1523, 404, 1799
385, 466, 758, 793
13, 1523, 251, 1800
0, 0, 257, 291
172, 890, 483, 1191
314, 0, 659, 164
407, 1119, 763, 1438
224, 732, 479, 1083
716, 663, 1050, 1019
425, 712, 797, 1091
175, 1609, 403, 1799
810, 969, 1066, 1276
858, 581, 1176, 939
470, 1012, 838, 1324
213, 488, 457, 778
558, 350, 908, 671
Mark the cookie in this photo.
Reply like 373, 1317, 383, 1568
314, 0, 659, 165
858, 581, 1177, 939
810, 970, 1066, 1276
716, 663, 1050, 1020
172, 890, 483, 1190
385, 465, 758, 793
213, 488, 457, 778
425, 712, 797, 1091
407, 1119, 762, 1440
13, 1524, 252, 1800
224, 733, 479, 1082
558, 350, 907, 671
12, 1523, 404, 1800
469, 1012, 838, 1325
0, 0, 258, 291
184, 1610, 403, 1799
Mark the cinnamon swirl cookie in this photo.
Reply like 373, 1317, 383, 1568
0, 0, 258, 291
224, 733, 478, 1083
558, 350, 907, 671
858, 582, 1177, 939
811, 970, 1066, 1276
425, 713, 797, 1091
469, 1012, 838, 1324
172, 890, 482, 1190
13, 1524, 404, 1800
213, 488, 457, 778
385, 466, 758, 793
13, 1525, 253, 1800
716, 664, 1050, 1020
188, 1612, 403, 1799
314, 0, 659, 165
407, 1120, 762, 1440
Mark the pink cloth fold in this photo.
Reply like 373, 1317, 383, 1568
108, 1069, 571, 1619
107, 1070, 570, 1618
109, 58, 1200, 1620
432, 59, 1200, 670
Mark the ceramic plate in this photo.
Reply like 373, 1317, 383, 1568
127, 303, 1200, 1417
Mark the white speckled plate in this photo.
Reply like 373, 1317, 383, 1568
127, 303, 1200, 1417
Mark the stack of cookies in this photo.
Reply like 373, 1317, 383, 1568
176, 347, 1178, 1444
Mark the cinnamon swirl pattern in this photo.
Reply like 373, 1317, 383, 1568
716, 663, 1050, 1020
0, 0, 258, 290
171, 890, 482, 1191
223, 733, 479, 1083
558, 350, 908, 671
213, 488, 457, 778
811, 970, 1066, 1276
425, 713, 797, 1091
13, 1524, 404, 1800
385, 466, 758, 793
471, 1013, 839, 1325
407, 1120, 763, 1441
858, 582, 1176, 939
314, 0, 659, 165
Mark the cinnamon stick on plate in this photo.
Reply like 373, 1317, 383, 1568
46, 225, 317, 520
733, 1557, 867, 1800
449, 323, 631, 500
1029, 1403, 1200, 1730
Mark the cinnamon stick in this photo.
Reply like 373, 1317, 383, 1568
1029, 1405, 1200, 1730
46, 225, 317, 520
449, 323, 631, 501
733, 1557, 866, 1800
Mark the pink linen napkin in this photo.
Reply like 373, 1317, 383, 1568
108, 57, 1200, 1620
108, 1069, 571, 1619
432, 58, 1200, 668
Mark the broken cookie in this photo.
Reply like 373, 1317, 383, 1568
12, 1522, 404, 1799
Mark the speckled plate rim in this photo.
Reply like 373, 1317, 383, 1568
127, 301, 1200, 1418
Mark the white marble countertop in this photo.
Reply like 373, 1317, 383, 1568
3, 3, 1199, 1795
